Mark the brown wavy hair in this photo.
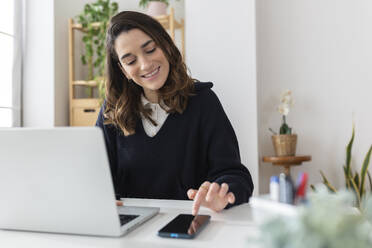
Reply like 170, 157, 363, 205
104, 11, 194, 136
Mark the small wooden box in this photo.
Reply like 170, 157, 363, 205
70, 99, 101, 126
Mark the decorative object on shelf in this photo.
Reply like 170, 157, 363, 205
271, 134, 297, 157
269, 90, 297, 156
76, 0, 118, 99
262, 155, 311, 176
139, 0, 179, 16
252, 186, 372, 248
313, 124, 372, 208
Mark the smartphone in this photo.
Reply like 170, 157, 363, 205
158, 214, 211, 239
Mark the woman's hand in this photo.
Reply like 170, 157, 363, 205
116, 200, 124, 206
187, 181, 235, 215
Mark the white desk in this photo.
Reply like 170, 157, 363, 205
0, 199, 263, 248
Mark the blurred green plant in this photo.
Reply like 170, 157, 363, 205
253, 187, 372, 248
76, 0, 118, 99
315, 124, 372, 208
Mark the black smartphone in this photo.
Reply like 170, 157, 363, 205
158, 214, 211, 239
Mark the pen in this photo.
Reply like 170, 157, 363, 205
295, 172, 308, 205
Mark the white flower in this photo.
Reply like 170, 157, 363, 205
278, 103, 289, 116
280, 90, 294, 106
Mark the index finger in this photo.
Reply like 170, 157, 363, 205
192, 182, 210, 216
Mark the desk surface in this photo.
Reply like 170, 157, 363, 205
0, 199, 263, 248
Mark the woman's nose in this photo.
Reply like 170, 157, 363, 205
139, 56, 152, 71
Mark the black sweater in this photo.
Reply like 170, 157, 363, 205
96, 82, 254, 207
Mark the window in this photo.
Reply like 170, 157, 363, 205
0, 0, 21, 127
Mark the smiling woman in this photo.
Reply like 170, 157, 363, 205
104, 11, 193, 136
96, 11, 254, 215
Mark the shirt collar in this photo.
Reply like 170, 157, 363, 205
141, 94, 152, 108
141, 94, 170, 111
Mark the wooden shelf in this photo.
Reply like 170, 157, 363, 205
262, 155, 312, 175
71, 22, 102, 31
72, 80, 98, 87
69, 18, 102, 126
72, 15, 183, 30
262, 155, 311, 165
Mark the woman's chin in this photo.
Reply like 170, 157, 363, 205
143, 80, 166, 91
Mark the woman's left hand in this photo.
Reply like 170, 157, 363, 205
187, 181, 235, 216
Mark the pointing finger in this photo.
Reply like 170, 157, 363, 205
192, 182, 210, 216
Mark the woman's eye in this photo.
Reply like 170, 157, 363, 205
127, 60, 136, 65
146, 47, 156, 54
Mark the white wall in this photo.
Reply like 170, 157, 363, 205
54, 0, 184, 126
185, 0, 259, 194
23, 0, 55, 127
257, 0, 372, 193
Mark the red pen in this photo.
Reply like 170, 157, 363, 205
295, 172, 308, 205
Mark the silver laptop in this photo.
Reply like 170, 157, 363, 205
0, 127, 159, 237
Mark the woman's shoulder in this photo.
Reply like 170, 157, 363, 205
194, 81, 214, 93
190, 81, 222, 110
192, 81, 216, 100
193, 80, 219, 97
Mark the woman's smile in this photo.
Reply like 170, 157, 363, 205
142, 66, 160, 80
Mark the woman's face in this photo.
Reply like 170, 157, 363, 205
114, 28, 170, 102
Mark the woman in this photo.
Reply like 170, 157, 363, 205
96, 11, 254, 215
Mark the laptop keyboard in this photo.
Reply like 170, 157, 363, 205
119, 214, 139, 226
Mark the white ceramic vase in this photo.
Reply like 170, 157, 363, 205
146, 1, 167, 16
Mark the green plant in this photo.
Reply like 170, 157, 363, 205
253, 187, 372, 248
269, 90, 294, 135
316, 125, 372, 208
139, 0, 178, 9
76, 0, 118, 98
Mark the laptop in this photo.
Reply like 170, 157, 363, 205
0, 127, 159, 237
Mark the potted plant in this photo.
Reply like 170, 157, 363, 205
76, 0, 118, 102
269, 90, 297, 156
139, 0, 178, 16
313, 124, 372, 208
253, 187, 372, 248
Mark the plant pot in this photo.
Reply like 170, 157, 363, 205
272, 134, 297, 157
146, 1, 167, 16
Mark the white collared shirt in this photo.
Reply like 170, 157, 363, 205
141, 95, 169, 137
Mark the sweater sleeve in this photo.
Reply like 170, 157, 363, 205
200, 89, 254, 208
95, 104, 119, 195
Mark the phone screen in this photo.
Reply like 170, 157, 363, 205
158, 214, 211, 239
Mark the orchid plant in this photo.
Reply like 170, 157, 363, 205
269, 90, 294, 135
